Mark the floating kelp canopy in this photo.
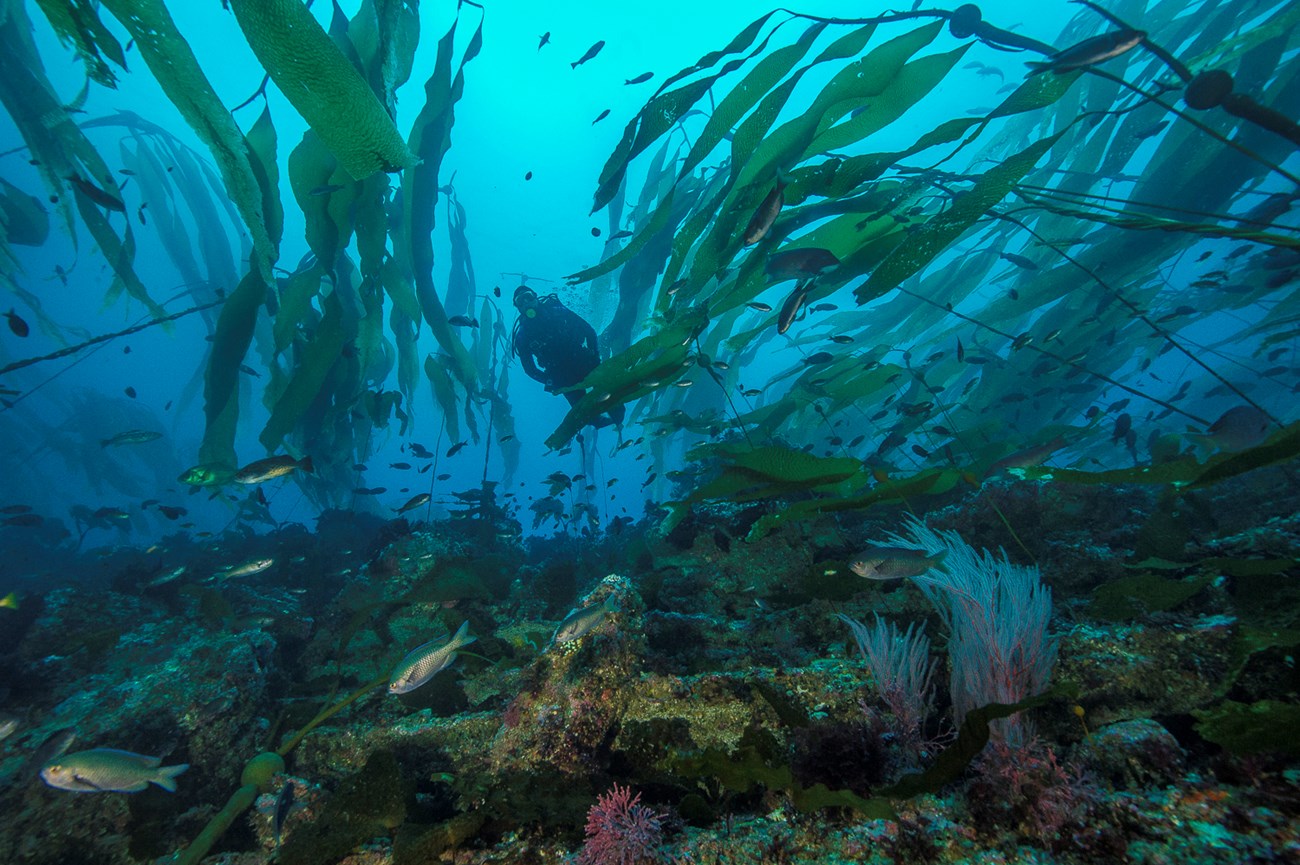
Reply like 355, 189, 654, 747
0, 0, 1296, 529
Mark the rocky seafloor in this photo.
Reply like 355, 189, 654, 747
0, 468, 1299, 865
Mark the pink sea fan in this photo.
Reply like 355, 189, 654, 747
577, 783, 667, 865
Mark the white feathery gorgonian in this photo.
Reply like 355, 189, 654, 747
886, 516, 1058, 745
837, 611, 936, 758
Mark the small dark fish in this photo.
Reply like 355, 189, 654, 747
809, 303, 837, 313
309, 184, 346, 196
591, 227, 601, 237
766, 247, 839, 282
4, 310, 29, 337
1132, 119, 1169, 140
829, 335, 854, 344
437, 473, 451, 481
911, 444, 930, 458
137, 203, 148, 226
625, 72, 653, 85
447, 315, 478, 328
446, 441, 468, 457
743, 177, 786, 246
24, 727, 77, 783
571, 40, 605, 69
1112, 412, 1133, 442
985, 436, 1068, 478
391, 462, 412, 470
67, 174, 125, 211
777, 284, 811, 335
273, 781, 295, 845
1000, 252, 1038, 270
803, 351, 834, 365
849, 546, 946, 580
499, 434, 515, 443
1026, 28, 1146, 76
956, 338, 965, 362
592, 109, 610, 125
156, 505, 186, 520
538, 32, 550, 51
239, 364, 260, 377
609, 230, 633, 240
746, 301, 773, 313
523, 172, 533, 182
124, 386, 137, 399
353, 486, 387, 495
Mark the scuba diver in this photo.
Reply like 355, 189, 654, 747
511, 285, 623, 427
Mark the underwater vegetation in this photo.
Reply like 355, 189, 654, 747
0, 0, 1299, 863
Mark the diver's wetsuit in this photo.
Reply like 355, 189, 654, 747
514, 295, 624, 424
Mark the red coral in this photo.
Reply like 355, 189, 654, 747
577, 783, 666, 865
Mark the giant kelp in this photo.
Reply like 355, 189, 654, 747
569, 0, 1300, 520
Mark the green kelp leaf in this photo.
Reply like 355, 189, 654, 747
685, 445, 865, 507
245, 105, 284, 250
565, 188, 676, 284
1024, 201, 1300, 251
804, 43, 972, 156
854, 130, 1066, 305
591, 10, 781, 213
401, 6, 483, 393
746, 467, 968, 541
1014, 458, 1203, 486
200, 271, 266, 469
122, 137, 203, 288
717, 444, 862, 486
288, 130, 357, 271
260, 292, 351, 451
424, 353, 461, 443
0, 179, 50, 246
1089, 571, 1215, 620
99, 0, 278, 278
1184, 0, 1300, 72
543, 306, 709, 449
880, 690, 1062, 799
671, 740, 891, 818
32, 0, 126, 87
679, 22, 827, 183
1193, 700, 1300, 757
167, 144, 240, 292
687, 23, 926, 286
1188, 419, 1300, 488
731, 23, 881, 185
381, 256, 421, 324
445, 192, 475, 316
347, 0, 421, 108
227, 0, 415, 180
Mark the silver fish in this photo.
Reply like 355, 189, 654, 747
389, 620, 476, 694
1026, 28, 1146, 76
212, 557, 275, 581
552, 594, 620, 646
41, 748, 188, 793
